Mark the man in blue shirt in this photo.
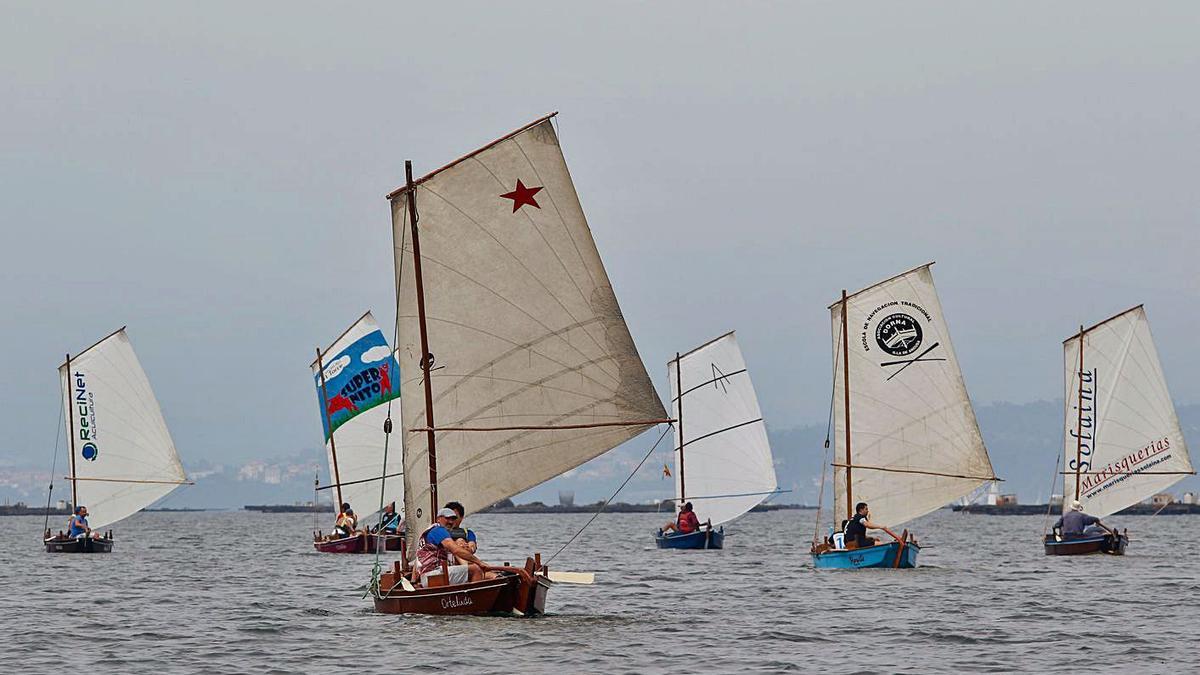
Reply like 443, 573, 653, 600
67, 506, 91, 539
375, 502, 401, 534
1054, 500, 1114, 539
416, 507, 491, 586
443, 501, 477, 555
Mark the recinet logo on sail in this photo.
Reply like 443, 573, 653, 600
74, 372, 99, 455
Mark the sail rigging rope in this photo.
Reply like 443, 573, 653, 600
42, 399, 64, 535
368, 170, 415, 597
1041, 450, 1063, 536
544, 423, 672, 566
813, 319, 841, 546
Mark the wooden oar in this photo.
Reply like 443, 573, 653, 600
546, 571, 595, 584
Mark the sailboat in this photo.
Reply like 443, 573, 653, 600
810, 263, 998, 569
311, 311, 405, 554
1044, 305, 1194, 555
44, 328, 191, 553
654, 331, 779, 549
371, 113, 670, 615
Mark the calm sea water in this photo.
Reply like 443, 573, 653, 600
2, 508, 1196, 673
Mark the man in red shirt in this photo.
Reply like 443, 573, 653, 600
662, 501, 701, 534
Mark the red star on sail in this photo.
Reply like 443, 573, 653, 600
500, 179, 543, 212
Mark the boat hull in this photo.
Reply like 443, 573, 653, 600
811, 541, 919, 569
313, 532, 402, 554
653, 527, 724, 549
1043, 533, 1128, 556
44, 535, 114, 553
373, 559, 551, 616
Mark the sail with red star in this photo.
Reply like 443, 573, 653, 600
388, 114, 667, 534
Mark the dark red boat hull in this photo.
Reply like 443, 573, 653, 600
44, 535, 114, 553
313, 532, 402, 554
373, 558, 552, 616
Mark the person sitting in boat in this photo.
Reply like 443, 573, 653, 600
334, 503, 358, 538
415, 507, 492, 587
660, 501, 702, 536
1053, 500, 1115, 539
374, 502, 401, 535
443, 501, 477, 556
67, 506, 92, 539
844, 502, 899, 549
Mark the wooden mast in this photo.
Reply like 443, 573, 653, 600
406, 160, 440, 520
841, 290, 853, 520
315, 347, 344, 510
675, 352, 685, 508
1074, 324, 1085, 501
64, 353, 78, 510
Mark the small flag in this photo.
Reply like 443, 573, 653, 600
662, 464, 671, 478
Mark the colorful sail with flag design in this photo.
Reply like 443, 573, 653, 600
312, 311, 404, 520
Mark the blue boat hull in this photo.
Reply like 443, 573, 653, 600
653, 527, 724, 549
811, 541, 920, 569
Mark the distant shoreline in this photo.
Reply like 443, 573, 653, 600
952, 503, 1200, 516
479, 502, 812, 514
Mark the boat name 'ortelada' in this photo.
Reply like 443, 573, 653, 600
75, 372, 99, 444
1068, 368, 1096, 472
441, 594, 474, 609
1081, 437, 1172, 497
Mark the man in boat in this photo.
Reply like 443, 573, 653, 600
374, 502, 401, 535
443, 501, 477, 555
415, 507, 493, 587
334, 503, 358, 538
844, 502, 899, 549
660, 501, 702, 536
1053, 500, 1115, 539
67, 506, 91, 539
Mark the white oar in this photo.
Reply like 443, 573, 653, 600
546, 571, 595, 584
398, 576, 416, 592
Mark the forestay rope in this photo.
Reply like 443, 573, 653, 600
812, 318, 841, 547
42, 399, 64, 535
545, 423, 673, 565
367, 175, 413, 598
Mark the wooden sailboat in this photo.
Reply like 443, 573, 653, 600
44, 328, 191, 553
311, 312, 405, 554
371, 113, 670, 615
1044, 305, 1194, 556
810, 264, 998, 569
654, 332, 779, 549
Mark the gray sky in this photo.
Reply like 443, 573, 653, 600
2, 2, 1198, 468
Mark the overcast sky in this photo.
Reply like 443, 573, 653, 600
2, 3, 1198, 469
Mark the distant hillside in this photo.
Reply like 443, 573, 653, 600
3, 402, 1196, 510
522, 401, 1200, 507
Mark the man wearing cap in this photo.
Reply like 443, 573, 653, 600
1053, 500, 1115, 539
415, 507, 492, 587
660, 501, 702, 535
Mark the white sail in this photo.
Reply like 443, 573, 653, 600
1062, 306, 1193, 518
391, 115, 667, 544
312, 311, 404, 522
831, 263, 995, 528
669, 332, 777, 527
59, 329, 188, 530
